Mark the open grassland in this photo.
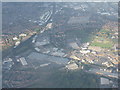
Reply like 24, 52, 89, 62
90, 29, 113, 49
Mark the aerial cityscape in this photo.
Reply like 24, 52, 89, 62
1, 2, 119, 88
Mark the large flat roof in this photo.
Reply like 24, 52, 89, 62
27, 52, 69, 65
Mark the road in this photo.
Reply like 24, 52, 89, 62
88, 68, 118, 79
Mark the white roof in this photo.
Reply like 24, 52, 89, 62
15, 41, 20, 46
100, 77, 109, 85
66, 63, 78, 70
13, 37, 18, 40
19, 57, 27, 65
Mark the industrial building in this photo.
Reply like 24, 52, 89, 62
19, 57, 28, 66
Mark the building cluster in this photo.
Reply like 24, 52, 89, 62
17, 57, 28, 66
69, 41, 118, 67
2, 9, 53, 50
2, 56, 28, 71
1, 30, 37, 50
2, 2, 119, 88
2, 58, 14, 70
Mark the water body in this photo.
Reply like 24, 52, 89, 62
2, 30, 99, 88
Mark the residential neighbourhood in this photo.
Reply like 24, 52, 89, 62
2, 2, 119, 88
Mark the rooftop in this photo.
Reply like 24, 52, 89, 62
100, 77, 110, 85
66, 63, 78, 70
27, 52, 69, 65
19, 57, 28, 66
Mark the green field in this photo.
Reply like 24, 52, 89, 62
91, 41, 113, 48
90, 29, 114, 49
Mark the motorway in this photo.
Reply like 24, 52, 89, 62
88, 68, 118, 79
